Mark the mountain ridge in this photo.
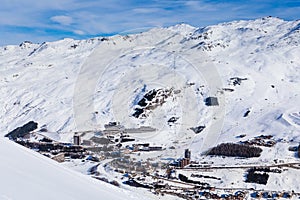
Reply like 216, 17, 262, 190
0, 17, 299, 142
1, 16, 300, 199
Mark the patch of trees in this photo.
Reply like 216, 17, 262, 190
5, 121, 38, 140
250, 167, 282, 174
64, 152, 85, 159
123, 179, 152, 189
133, 89, 158, 118
178, 174, 210, 187
16, 140, 85, 153
191, 174, 221, 180
245, 168, 269, 185
132, 108, 143, 118
207, 143, 262, 158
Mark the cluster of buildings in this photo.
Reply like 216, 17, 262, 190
170, 149, 191, 168
6, 121, 299, 200
241, 135, 276, 147
72, 122, 162, 153
250, 191, 293, 199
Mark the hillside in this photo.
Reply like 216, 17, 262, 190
1, 16, 300, 199
0, 137, 150, 200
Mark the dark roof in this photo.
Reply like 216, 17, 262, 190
205, 97, 219, 106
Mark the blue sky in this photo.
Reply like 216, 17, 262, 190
1, 0, 300, 46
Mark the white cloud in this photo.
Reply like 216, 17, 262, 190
73, 30, 85, 35
51, 15, 73, 26
185, 1, 218, 11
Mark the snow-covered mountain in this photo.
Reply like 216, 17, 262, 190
1, 16, 299, 144
1, 16, 300, 199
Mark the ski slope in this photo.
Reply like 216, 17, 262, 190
0, 137, 149, 200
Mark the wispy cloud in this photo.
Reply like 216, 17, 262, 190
0, 0, 299, 46
51, 15, 73, 26
185, 1, 219, 11
73, 29, 85, 35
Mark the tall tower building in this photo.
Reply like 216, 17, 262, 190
184, 149, 191, 165
73, 133, 81, 145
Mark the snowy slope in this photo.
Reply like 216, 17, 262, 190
0, 138, 148, 200
1, 17, 299, 147
1, 16, 300, 199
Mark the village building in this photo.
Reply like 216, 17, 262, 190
205, 97, 219, 106
73, 133, 81, 145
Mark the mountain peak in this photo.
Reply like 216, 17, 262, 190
167, 23, 196, 34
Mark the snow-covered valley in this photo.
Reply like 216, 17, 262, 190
1, 17, 300, 199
